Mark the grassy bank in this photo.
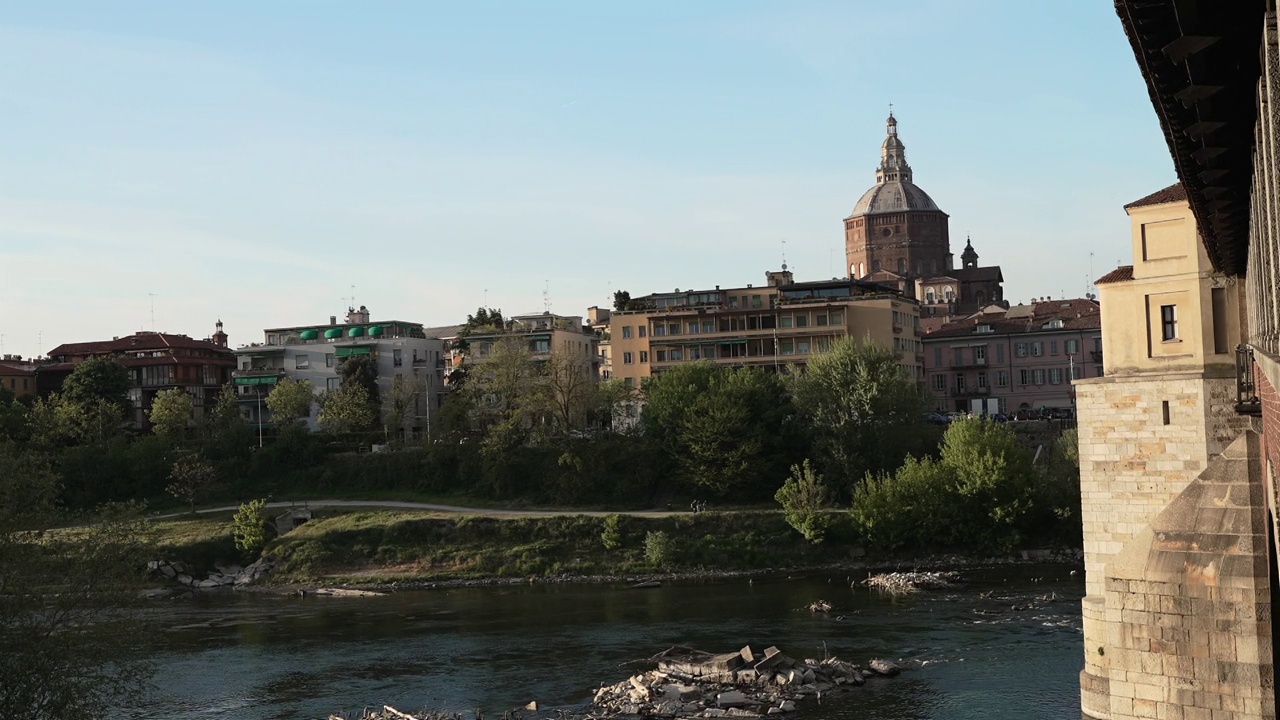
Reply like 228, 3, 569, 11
149, 508, 864, 585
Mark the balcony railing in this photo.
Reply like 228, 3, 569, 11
952, 386, 990, 398
1236, 345, 1261, 416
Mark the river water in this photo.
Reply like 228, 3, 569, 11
129, 564, 1084, 720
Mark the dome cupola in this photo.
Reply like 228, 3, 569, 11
849, 112, 941, 216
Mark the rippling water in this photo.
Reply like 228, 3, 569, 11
127, 564, 1083, 720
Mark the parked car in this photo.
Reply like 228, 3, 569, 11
925, 413, 950, 425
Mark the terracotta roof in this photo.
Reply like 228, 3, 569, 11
1096, 265, 1135, 284
923, 298, 1101, 339
1124, 183, 1186, 210
48, 332, 232, 359
0, 362, 34, 376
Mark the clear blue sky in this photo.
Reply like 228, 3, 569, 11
0, 1, 1174, 359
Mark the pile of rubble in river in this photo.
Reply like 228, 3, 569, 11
591, 645, 900, 717
863, 571, 958, 594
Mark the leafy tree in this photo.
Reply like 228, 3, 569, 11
545, 348, 600, 433
317, 384, 378, 435
0, 451, 155, 719
166, 451, 216, 513
60, 356, 130, 414
788, 337, 928, 489
460, 307, 507, 336
337, 354, 380, 407
205, 384, 246, 439
382, 373, 425, 440
644, 530, 675, 568
26, 394, 123, 447
265, 378, 314, 426
465, 338, 551, 442
148, 387, 193, 442
642, 363, 796, 498
232, 498, 270, 556
775, 459, 831, 543
612, 290, 632, 312
850, 418, 1036, 551
600, 513, 624, 550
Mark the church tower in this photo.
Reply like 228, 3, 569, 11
844, 113, 952, 290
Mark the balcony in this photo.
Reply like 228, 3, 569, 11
1236, 345, 1261, 416
950, 358, 989, 370
952, 385, 991, 398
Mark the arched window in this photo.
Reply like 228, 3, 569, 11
850, 262, 858, 278
926, 289, 935, 304
897, 258, 906, 274
943, 286, 955, 302
858, 262, 866, 277
976, 291, 986, 305
872, 260, 881, 272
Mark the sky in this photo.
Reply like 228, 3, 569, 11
0, 1, 1176, 359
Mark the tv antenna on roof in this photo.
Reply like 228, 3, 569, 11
148, 292, 158, 331
543, 280, 552, 312
781, 239, 788, 271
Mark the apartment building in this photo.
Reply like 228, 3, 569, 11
608, 269, 922, 387
0, 357, 36, 399
41, 323, 235, 428
233, 306, 447, 436
921, 298, 1102, 415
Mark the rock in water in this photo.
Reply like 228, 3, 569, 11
869, 659, 901, 677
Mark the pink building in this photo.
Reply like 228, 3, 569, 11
921, 298, 1102, 416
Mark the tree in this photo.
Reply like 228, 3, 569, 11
545, 349, 599, 433
205, 384, 246, 439
337, 354, 380, 407
643, 363, 796, 498
149, 387, 193, 442
26, 394, 123, 448
788, 337, 928, 488
317, 384, 378, 435
464, 338, 551, 442
461, 307, 506, 335
232, 498, 270, 556
0, 451, 155, 718
265, 378, 314, 426
382, 373, 425, 439
612, 290, 632, 312
166, 451, 216, 513
775, 459, 832, 543
60, 356, 130, 414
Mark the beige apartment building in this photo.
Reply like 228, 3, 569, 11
608, 269, 922, 387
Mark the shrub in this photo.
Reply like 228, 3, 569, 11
600, 514, 624, 551
644, 530, 675, 568
232, 498, 269, 556
774, 459, 831, 544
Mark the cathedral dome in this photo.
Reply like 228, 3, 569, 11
847, 112, 943, 217
851, 180, 939, 216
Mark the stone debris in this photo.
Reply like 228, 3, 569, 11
591, 645, 892, 717
863, 571, 959, 594
805, 600, 832, 613
148, 557, 278, 592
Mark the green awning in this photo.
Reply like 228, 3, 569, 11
324, 328, 342, 339
335, 346, 372, 357
234, 375, 280, 385
300, 329, 319, 340
368, 325, 384, 336
348, 326, 365, 337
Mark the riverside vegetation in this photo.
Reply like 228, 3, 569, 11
0, 337, 1080, 716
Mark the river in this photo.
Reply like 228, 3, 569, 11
128, 564, 1084, 720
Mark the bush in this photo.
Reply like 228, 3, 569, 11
232, 498, 269, 556
774, 459, 831, 543
644, 530, 675, 568
600, 514, 624, 551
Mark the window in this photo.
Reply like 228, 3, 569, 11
653, 324, 666, 337
974, 346, 987, 363
781, 315, 794, 329
795, 314, 808, 328
393, 349, 403, 367
953, 348, 964, 366
624, 377, 635, 389
1015, 342, 1027, 358
751, 295, 762, 308
295, 354, 310, 369
729, 297, 739, 309
326, 354, 336, 367
926, 289, 936, 304
781, 340, 795, 355
797, 341, 810, 354
669, 323, 681, 335
622, 352, 634, 364
1030, 342, 1043, 357
830, 310, 844, 324
622, 326, 632, 339
997, 370, 1009, 387
816, 313, 829, 326
326, 377, 340, 391
976, 324, 993, 334
656, 350, 666, 362
1161, 304, 1178, 341
639, 351, 648, 363
1071, 364, 1084, 380
1049, 340, 1058, 356
934, 348, 943, 366
1211, 287, 1228, 353
670, 349, 683, 361
534, 339, 550, 352
639, 326, 647, 338
1019, 369, 1030, 386
1032, 369, 1046, 385
702, 321, 714, 333
688, 322, 700, 334
933, 374, 946, 391
1049, 368, 1063, 384
955, 373, 966, 392
1065, 339, 1079, 354
996, 344, 1005, 363
977, 371, 988, 388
